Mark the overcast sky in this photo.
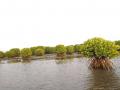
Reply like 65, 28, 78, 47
0, 0, 120, 51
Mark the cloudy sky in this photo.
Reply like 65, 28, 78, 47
0, 0, 120, 51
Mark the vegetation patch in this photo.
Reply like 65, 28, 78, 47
55, 45, 67, 59
81, 37, 119, 70
21, 48, 32, 60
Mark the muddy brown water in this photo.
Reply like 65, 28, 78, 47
0, 58, 120, 90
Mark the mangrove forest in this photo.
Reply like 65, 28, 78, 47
0, 37, 120, 70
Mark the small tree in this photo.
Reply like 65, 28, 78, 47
0, 51, 5, 59
5, 48, 20, 58
55, 45, 66, 57
35, 48, 45, 56
74, 44, 84, 54
45, 47, 55, 54
5, 51, 14, 58
9, 48, 20, 57
66, 45, 74, 55
21, 48, 32, 60
74, 44, 83, 53
30, 46, 45, 55
81, 37, 119, 70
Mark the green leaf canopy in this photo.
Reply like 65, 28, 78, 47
81, 37, 119, 59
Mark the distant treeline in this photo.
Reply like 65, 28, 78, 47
0, 44, 82, 60
0, 39, 120, 60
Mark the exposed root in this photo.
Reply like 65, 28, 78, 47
89, 58, 113, 71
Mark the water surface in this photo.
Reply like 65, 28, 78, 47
0, 58, 120, 90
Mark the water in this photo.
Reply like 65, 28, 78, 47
0, 58, 120, 90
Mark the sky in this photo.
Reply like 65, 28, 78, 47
0, 0, 120, 51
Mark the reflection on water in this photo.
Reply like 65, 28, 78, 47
55, 58, 74, 64
89, 70, 120, 90
0, 58, 120, 90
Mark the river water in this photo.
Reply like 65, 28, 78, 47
0, 58, 120, 90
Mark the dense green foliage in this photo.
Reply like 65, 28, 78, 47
66, 45, 74, 55
1, 37, 120, 64
21, 48, 32, 59
55, 45, 66, 56
74, 44, 84, 54
35, 48, 45, 56
30, 47, 36, 55
81, 37, 119, 59
9, 48, 20, 57
115, 40, 120, 46
74, 44, 80, 52
5, 51, 14, 58
115, 40, 120, 52
30, 46, 45, 55
45, 47, 55, 54
74, 44, 82, 53
0, 51, 5, 58
5, 48, 20, 58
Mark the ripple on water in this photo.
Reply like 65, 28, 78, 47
0, 58, 120, 90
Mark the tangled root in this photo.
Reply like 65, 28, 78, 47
89, 58, 113, 71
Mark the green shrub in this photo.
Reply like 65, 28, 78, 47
116, 45, 120, 52
5, 48, 20, 58
35, 48, 45, 56
5, 51, 14, 58
9, 48, 20, 57
30, 47, 37, 55
55, 45, 66, 57
30, 46, 45, 55
81, 37, 119, 70
45, 47, 55, 54
21, 48, 32, 59
0, 51, 5, 58
66, 45, 74, 55
74, 44, 83, 53
74, 44, 83, 54
81, 37, 119, 58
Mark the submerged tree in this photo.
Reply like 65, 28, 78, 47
35, 48, 45, 56
21, 48, 32, 60
81, 37, 119, 70
9, 48, 20, 57
66, 45, 74, 55
55, 45, 66, 58
30, 46, 45, 55
5, 48, 20, 58
5, 51, 14, 58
